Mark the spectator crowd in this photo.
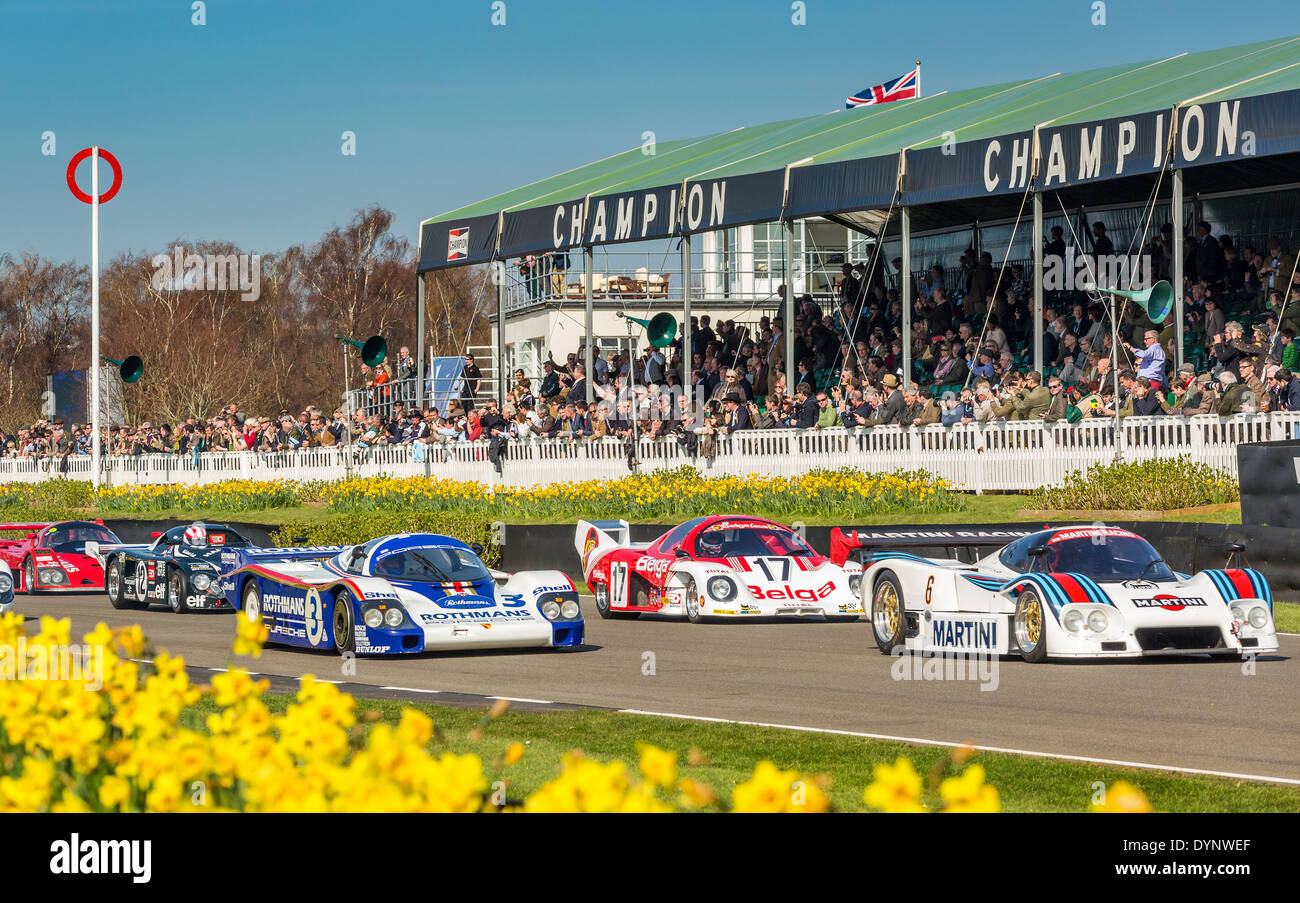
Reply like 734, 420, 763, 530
4, 223, 1299, 473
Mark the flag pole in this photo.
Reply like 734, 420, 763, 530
91, 146, 101, 490
916, 60, 922, 98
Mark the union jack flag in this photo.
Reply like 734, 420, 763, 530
846, 67, 920, 108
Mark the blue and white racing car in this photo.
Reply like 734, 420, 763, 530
219, 533, 585, 655
833, 525, 1279, 662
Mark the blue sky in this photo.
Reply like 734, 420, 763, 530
0, 0, 1277, 264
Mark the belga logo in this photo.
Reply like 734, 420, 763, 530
50, 834, 151, 883
151, 245, 261, 301
1044, 250, 1153, 293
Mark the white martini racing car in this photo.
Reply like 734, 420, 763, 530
833, 525, 1278, 661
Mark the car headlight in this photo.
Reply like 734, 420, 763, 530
1062, 609, 1084, 632
848, 574, 862, 594
363, 608, 383, 629
192, 574, 212, 591
1248, 606, 1269, 629
707, 576, 737, 602
0, 574, 10, 593
38, 570, 53, 585
1087, 610, 1109, 633
560, 599, 581, 620
542, 600, 561, 620
1231, 605, 1246, 621
384, 607, 404, 627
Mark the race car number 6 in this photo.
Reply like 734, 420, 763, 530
925, 575, 934, 605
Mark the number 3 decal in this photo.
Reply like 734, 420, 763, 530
924, 575, 934, 605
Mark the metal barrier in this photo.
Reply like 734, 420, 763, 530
3, 412, 1298, 492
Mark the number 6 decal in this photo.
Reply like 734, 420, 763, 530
925, 575, 934, 605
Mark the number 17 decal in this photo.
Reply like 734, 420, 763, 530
755, 558, 790, 581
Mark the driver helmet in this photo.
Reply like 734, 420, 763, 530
696, 530, 724, 558
183, 523, 208, 547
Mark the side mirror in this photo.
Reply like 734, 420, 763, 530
292, 536, 308, 544
674, 547, 691, 560
25, 533, 36, 541
1028, 545, 1049, 572
150, 531, 162, 540
1225, 542, 1245, 554
470, 542, 485, 556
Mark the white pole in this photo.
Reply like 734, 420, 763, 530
91, 147, 101, 489
915, 60, 922, 99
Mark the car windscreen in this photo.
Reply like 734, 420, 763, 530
370, 547, 490, 584
44, 524, 119, 553
692, 525, 814, 559
1045, 533, 1173, 581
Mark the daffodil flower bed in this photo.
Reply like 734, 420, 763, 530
320, 467, 962, 521
1027, 457, 1239, 511
95, 480, 299, 513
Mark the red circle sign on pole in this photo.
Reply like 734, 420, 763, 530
66, 148, 123, 204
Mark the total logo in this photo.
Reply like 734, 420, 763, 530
1132, 594, 1208, 611
748, 580, 836, 601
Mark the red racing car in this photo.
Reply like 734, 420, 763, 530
0, 521, 122, 593
575, 515, 864, 622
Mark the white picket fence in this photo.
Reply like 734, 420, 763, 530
2, 413, 1296, 493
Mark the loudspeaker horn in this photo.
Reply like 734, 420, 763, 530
1085, 280, 1174, 325
335, 335, 388, 366
616, 311, 677, 348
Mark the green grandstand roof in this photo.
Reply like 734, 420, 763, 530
421, 36, 1300, 270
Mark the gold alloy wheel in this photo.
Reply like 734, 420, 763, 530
873, 581, 900, 641
1015, 591, 1044, 654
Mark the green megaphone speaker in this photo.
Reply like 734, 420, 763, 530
101, 355, 143, 383
1087, 280, 1175, 325
616, 311, 677, 348
335, 334, 387, 366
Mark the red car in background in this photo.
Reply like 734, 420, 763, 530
0, 521, 122, 593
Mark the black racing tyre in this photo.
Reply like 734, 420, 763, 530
241, 580, 265, 628
332, 591, 356, 655
870, 571, 906, 653
23, 557, 36, 594
684, 578, 705, 624
106, 558, 145, 610
592, 582, 635, 620
1014, 589, 1048, 663
167, 568, 191, 614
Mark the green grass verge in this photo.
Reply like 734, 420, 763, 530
1273, 602, 1300, 634
182, 691, 1299, 813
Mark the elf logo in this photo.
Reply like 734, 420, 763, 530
1132, 594, 1208, 611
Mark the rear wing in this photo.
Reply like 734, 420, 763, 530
85, 541, 152, 564
575, 519, 632, 579
0, 523, 52, 534
222, 545, 350, 567
830, 527, 1041, 566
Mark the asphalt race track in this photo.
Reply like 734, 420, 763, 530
22, 592, 1300, 784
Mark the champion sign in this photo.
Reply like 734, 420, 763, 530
447, 228, 469, 261
981, 101, 1252, 194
